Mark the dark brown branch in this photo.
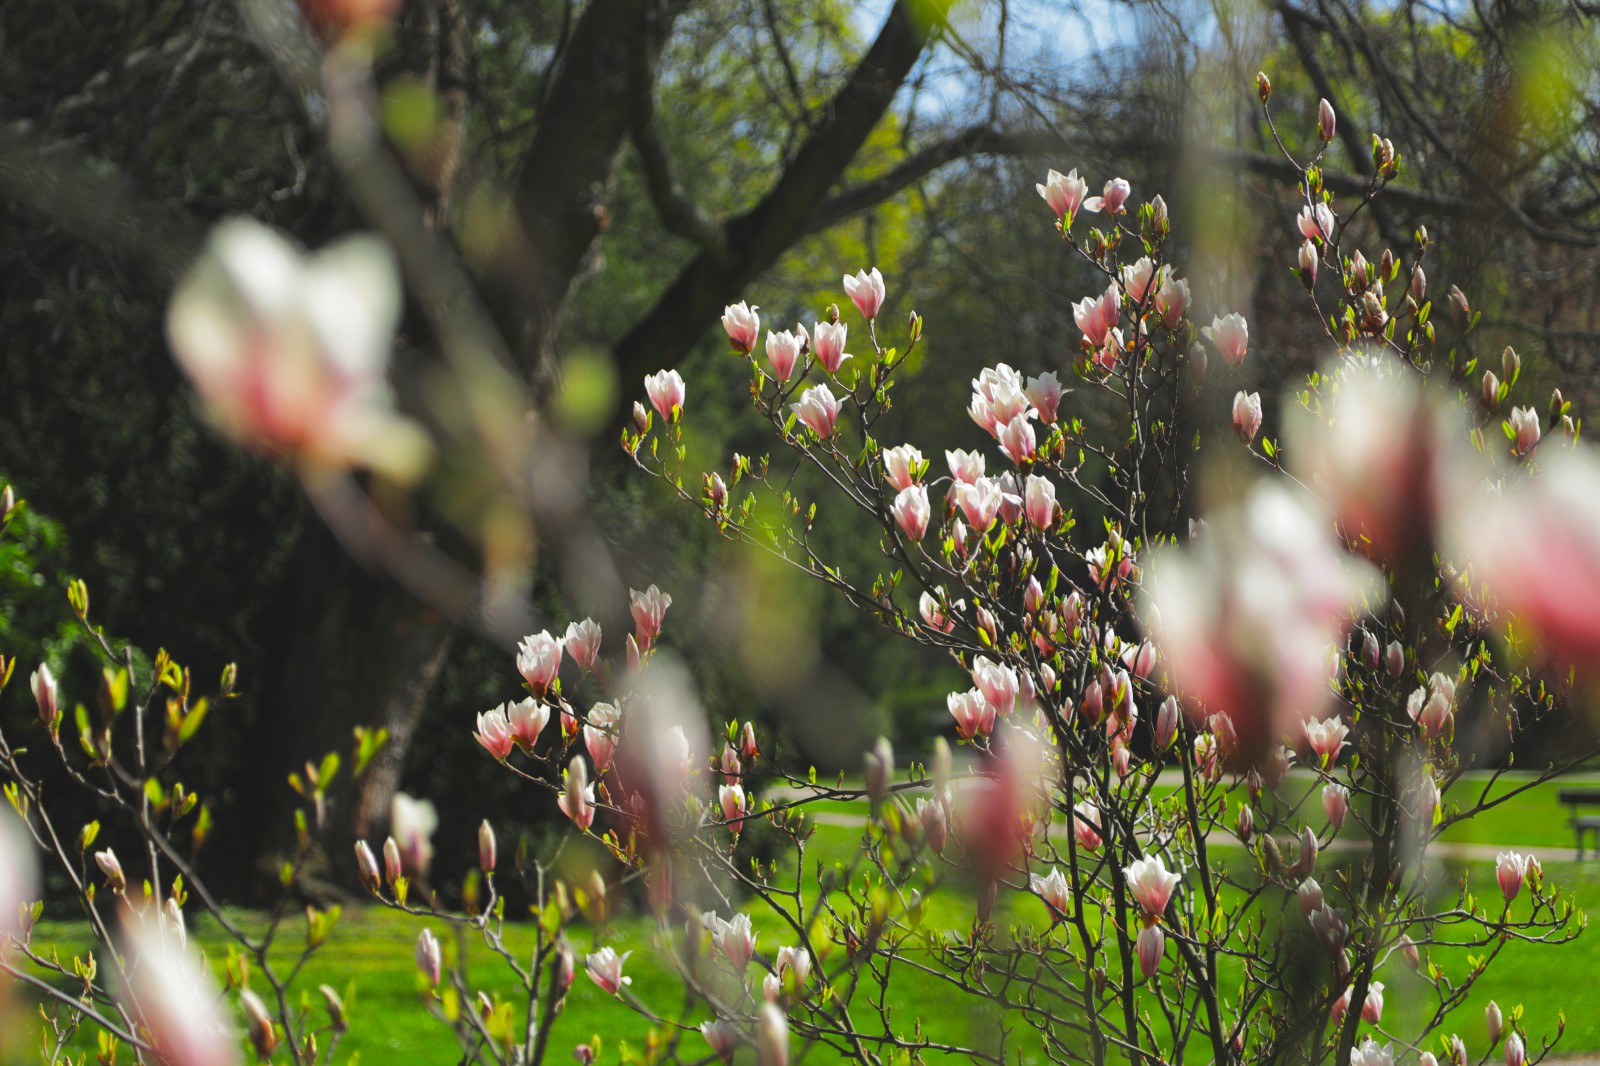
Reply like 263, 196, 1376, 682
625, 4, 727, 256
612, 0, 938, 381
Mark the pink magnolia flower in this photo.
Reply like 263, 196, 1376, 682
969, 364, 1031, 436
1073, 283, 1121, 348
516, 631, 564, 696
1124, 855, 1181, 920
1153, 268, 1190, 328
1351, 1038, 1393, 1066
1030, 867, 1071, 918
946, 448, 986, 484
702, 1019, 739, 1063
719, 783, 748, 835
584, 702, 621, 772
564, 619, 602, 672
811, 320, 851, 374
882, 444, 922, 491
1025, 372, 1064, 424
843, 267, 886, 319
1509, 406, 1540, 457
1232, 391, 1262, 444
998, 414, 1036, 464
1362, 981, 1384, 1024
415, 928, 442, 987
774, 945, 811, 989
629, 584, 672, 650
1083, 177, 1131, 215
585, 946, 633, 995
1496, 851, 1528, 901
792, 383, 840, 439
165, 218, 428, 479
706, 911, 757, 970
722, 302, 760, 351
1136, 924, 1164, 978
1024, 474, 1056, 531
1506, 1033, 1525, 1066
764, 329, 804, 383
954, 478, 1005, 531
474, 706, 515, 761
643, 369, 685, 422
972, 656, 1019, 718
1073, 802, 1103, 851
1203, 313, 1249, 367
1304, 717, 1349, 766
948, 688, 996, 739
559, 757, 596, 830
1121, 257, 1161, 303
892, 485, 931, 541
919, 591, 957, 634
995, 473, 1024, 525
1036, 168, 1088, 220
1323, 783, 1349, 830
1298, 203, 1335, 242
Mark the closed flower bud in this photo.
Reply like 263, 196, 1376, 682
384, 836, 403, 886
1505, 1033, 1525, 1066
1322, 784, 1349, 831
1298, 240, 1319, 288
241, 989, 278, 1058
1256, 71, 1272, 102
1482, 370, 1501, 411
478, 820, 497, 873
1318, 98, 1336, 141
95, 849, 125, 892
354, 840, 381, 893
1410, 265, 1427, 303
1400, 934, 1420, 970
416, 928, 442, 988
1232, 391, 1262, 444
865, 737, 893, 807
30, 665, 59, 730
1362, 630, 1380, 669
1486, 1000, 1503, 1043
1136, 923, 1164, 978
1385, 641, 1404, 677
1449, 285, 1471, 331
1237, 804, 1254, 842
1155, 696, 1179, 750
633, 401, 651, 435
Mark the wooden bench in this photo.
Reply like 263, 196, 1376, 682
1558, 788, 1600, 858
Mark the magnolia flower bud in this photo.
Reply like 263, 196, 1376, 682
478, 820, 497, 873
384, 836, 403, 886
1400, 934, 1420, 970
241, 989, 278, 1058
1298, 877, 1323, 918
355, 840, 382, 893
416, 928, 442, 988
1449, 285, 1471, 331
633, 401, 651, 435
95, 849, 125, 892
1155, 696, 1179, 750
1298, 240, 1318, 288
1505, 1033, 1525, 1066
1486, 1000, 1503, 1043
1362, 981, 1384, 1023
1322, 784, 1349, 831
1136, 924, 1164, 978
1410, 265, 1427, 303
1362, 630, 1380, 669
1236, 804, 1254, 842
1318, 98, 1336, 141
1232, 391, 1262, 444
741, 721, 760, 760
1385, 641, 1404, 678
1256, 71, 1272, 103
1482, 370, 1501, 411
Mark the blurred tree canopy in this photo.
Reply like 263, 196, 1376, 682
1, 0, 1594, 894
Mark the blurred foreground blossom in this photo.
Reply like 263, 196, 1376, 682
120, 918, 241, 1066
390, 792, 438, 877
1, 810, 36, 943
1288, 356, 1460, 565
166, 218, 429, 480
1141, 481, 1377, 764
1443, 443, 1600, 668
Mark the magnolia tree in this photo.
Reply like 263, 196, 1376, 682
2, 76, 1598, 1066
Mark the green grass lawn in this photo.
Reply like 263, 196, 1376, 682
18, 771, 1600, 1063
